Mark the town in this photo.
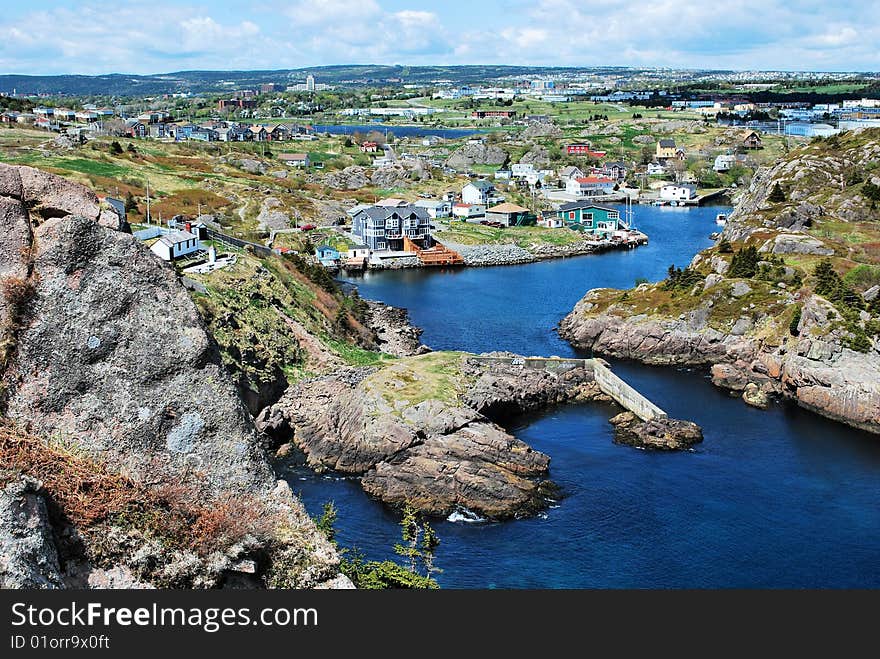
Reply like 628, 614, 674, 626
2, 67, 879, 272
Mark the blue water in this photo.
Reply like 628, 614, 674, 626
288, 204, 880, 588
311, 124, 485, 140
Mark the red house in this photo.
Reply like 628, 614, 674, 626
566, 143, 607, 158
471, 110, 517, 119
360, 141, 379, 153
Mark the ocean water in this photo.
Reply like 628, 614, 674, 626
287, 204, 880, 588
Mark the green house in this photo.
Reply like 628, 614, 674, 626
556, 202, 622, 236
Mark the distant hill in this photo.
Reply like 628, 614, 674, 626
0, 64, 617, 97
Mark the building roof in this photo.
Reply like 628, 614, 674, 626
415, 200, 448, 209
465, 180, 495, 191
279, 153, 308, 160
354, 204, 429, 221
558, 201, 618, 212
157, 230, 197, 247
663, 183, 697, 191
487, 202, 529, 214
574, 176, 615, 184
658, 139, 676, 148
376, 198, 408, 207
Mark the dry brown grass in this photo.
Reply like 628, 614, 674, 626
0, 421, 277, 556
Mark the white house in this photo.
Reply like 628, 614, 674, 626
415, 199, 452, 218
346, 244, 371, 259
558, 165, 584, 180
565, 176, 616, 197
713, 154, 736, 172
452, 203, 486, 219
646, 163, 667, 176
494, 169, 512, 180
511, 163, 535, 177
538, 215, 565, 228
279, 153, 310, 167
150, 230, 201, 261
660, 184, 697, 201
461, 180, 496, 205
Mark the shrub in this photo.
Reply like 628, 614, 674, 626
728, 245, 759, 278
789, 304, 802, 336
718, 238, 733, 253
768, 182, 786, 203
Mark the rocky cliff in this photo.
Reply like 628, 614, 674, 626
0, 163, 344, 588
257, 353, 602, 518
560, 129, 880, 434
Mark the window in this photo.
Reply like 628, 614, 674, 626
609, 211, 619, 220
583, 213, 593, 222
569, 211, 575, 220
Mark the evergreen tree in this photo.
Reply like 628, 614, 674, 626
729, 245, 759, 278
109, 140, 123, 155
768, 182, 786, 203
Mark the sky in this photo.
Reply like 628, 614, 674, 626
0, 0, 878, 76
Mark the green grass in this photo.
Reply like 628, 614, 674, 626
363, 351, 468, 412
323, 337, 393, 367
436, 222, 584, 248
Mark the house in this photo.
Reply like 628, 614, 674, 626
485, 202, 531, 227
148, 123, 169, 139
646, 162, 667, 176
125, 120, 148, 138
555, 202, 621, 236
740, 131, 763, 149
452, 203, 486, 219
713, 154, 737, 172
656, 139, 677, 160
346, 245, 371, 259
360, 141, 379, 153
511, 163, 535, 178
249, 125, 269, 141
462, 180, 496, 205
600, 161, 627, 181
415, 199, 452, 218
494, 169, 512, 180
471, 110, 516, 119
279, 153, 310, 167
150, 230, 201, 261
565, 176, 616, 197
315, 245, 341, 267
660, 184, 697, 201
566, 143, 607, 158
538, 215, 564, 229
189, 128, 218, 142
261, 124, 285, 140
351, 202, 432, 251
558, 165, 584, 180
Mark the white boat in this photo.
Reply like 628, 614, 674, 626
716, 213, 727, 226
669, 200, 678, 207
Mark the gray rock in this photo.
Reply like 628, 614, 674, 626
864, 285, 879, 302
761, 233, 834, 256
446, 143, 507, 170
730, 316, 754, 336
0, 478, 64, 589
609, 411, 703, 450
730, 281, 752, 298
704, 273, 724, 290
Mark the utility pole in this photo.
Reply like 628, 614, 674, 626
145, 179, 151, 224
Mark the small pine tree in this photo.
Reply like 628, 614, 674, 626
789, 304, 802, 336
768, 182, 786, 203
109, 140, 123, 155
718, 238, 733, 253
728, 245, 759, 278
124, 191, 138, 213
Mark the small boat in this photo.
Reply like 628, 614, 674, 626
652, 200, 665, 206
716, 213, 727, 226
669, 200, 678, 207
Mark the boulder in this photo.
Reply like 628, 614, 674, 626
742, 382, 769, 409
609, 411, 703, 450
325, 166, 368, 190
446, 143, 507, 170
761, 233, 834, 256
0, 477, 64, 589
730, 281, 752, 298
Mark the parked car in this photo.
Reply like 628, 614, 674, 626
300, 223, 317, 231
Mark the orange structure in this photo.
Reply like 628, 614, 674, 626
403, 237, 464, 266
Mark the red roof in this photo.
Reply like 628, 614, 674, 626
575, 176, 615, 184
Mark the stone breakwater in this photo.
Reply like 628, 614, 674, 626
451, 243, 537, 266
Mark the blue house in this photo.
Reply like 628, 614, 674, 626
315, 245, 340, 267
556, 202, 622, 236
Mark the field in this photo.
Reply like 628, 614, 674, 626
435, 221, 585, 248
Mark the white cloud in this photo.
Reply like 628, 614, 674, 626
0, 0, 878, 74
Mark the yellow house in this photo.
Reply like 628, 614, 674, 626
656, 139, 677, 160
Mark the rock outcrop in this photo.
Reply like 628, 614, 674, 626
0, 477, 64, 589
446, 143, 507, 170
257, 354, 600, 518
0, 163, 342, 588
609, 412, 703, 450
559, 132, 880, 435
364, 301, 430, 357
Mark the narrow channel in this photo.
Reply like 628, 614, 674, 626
288, 203, 880, 588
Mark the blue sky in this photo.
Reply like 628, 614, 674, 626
1, 0, 878, 75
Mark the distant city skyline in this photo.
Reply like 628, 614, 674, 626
1, 0, 878, 76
